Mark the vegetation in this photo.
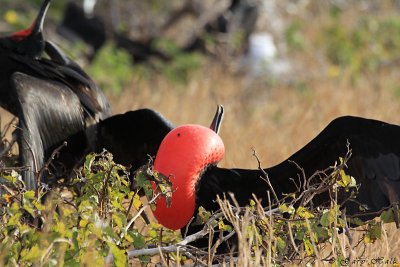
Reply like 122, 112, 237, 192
0, 149, 398, 266
87, 43, 134, 96
319, 9, 400, 81
0, 152, 178, 266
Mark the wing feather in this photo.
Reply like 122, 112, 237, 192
12, 72, 85, 188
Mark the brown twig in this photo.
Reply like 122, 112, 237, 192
252, 148, 280, 205
36, 141, 68, 184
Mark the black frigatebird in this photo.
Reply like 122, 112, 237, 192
0, 0, 111, 189
150, 115, 400, 248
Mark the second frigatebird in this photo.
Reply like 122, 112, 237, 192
0, 0, 111, 188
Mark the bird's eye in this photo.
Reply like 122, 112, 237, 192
177, 133, 181, 137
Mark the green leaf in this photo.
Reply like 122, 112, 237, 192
133, 194, 142, 210
21, 244, 41, 262
381, 209, 395, 223
294, 228, 305, 240
113, 214, 123, 228
134, 167, 154, 200
79, 219, 89, 228
111, 199, 125, 211
276, 236, 286, 253
364, 222, 382, 243
348, 217, 366, 226
23, 202, 35, 218
84, 153, 96, 171
2, 175, 16, 183
337, 169, 350, 187
320, 210, 330, 227
312, 225, 329, 241
279, 203, 295, 214
303, 238, 314, 256
221, 223, 232, 232
128, 231, 146, 249
54, 221, 66, 235
196, 206, 211, 224
24, 190, 35, 200
32, 199, 44, 211
296, 206, 314, 219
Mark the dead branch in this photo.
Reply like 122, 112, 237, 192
125, 192, 160, 231
36, 141, 67, 182
252, 148, 280, 205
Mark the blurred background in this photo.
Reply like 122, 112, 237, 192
2, 0, 400, 169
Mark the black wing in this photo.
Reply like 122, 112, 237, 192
12, 72, 86, 189
191, 116, 400, 252
6, 41, 111, 121
287, 116, 400, 216
198, 116, 400, 218
43, 41, 111, 121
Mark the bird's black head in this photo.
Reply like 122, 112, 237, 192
1, 0, 51, 58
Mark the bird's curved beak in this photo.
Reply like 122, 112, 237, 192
32, 0, 52, 35
11, 0, 52, 40
209, 105, 224, 134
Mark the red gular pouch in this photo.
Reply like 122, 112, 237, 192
152, 124, 225, 230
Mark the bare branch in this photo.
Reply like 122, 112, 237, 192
125, 192, 160, 231
37, 141, 67, 182
252, 148, 280, 205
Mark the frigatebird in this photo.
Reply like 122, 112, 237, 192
0, 0, 111, 189
150, 115, 400, 247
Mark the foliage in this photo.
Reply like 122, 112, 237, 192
319, 10, 400, 80
0, 152, 177, 266
155, 39, 203, 85
285, 20, 306, 51
0, 146, 397, 266
86, 39, 203, 93
87, 43, 134, 96
189, 154, 397, 266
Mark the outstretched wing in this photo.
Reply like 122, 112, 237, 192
288, 116, 400, 216
188, 116, 400, 252
198, 116, 400, 217
12, 72, 86, 189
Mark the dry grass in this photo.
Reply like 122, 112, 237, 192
210, 197, 400, 266
315, 222, 400, 265
111, 63, 400, 169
